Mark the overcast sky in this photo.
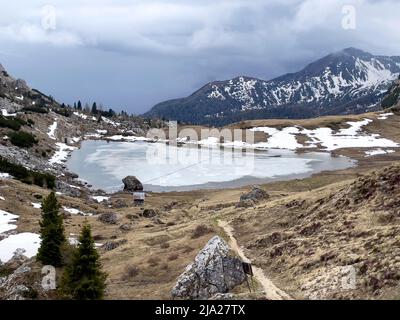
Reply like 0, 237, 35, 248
0, 0, 399, 114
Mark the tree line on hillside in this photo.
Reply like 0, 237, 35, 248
37, 192, 107, 300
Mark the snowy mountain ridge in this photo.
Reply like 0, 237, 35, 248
145, 48, 400, 125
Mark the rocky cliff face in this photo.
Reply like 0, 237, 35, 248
0, 63, 59, 113
382, 78, 400, 110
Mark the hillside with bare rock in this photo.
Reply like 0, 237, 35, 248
229, 164, 400, 300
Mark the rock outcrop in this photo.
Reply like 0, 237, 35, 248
141, 208, 157, 218
122, 176, 143, 192
236, 186, 269, 208
171, 236, 246, 299
55, 180, 81, 197
0, 252, 36, 300
98, 212, 118, 224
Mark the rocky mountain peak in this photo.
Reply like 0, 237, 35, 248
145, 48, 400, 126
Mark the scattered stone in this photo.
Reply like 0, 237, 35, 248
171, 236, 246, 299
151, 217, 165, 225
142, 208, 157, 218
113, 199, 128, 208
126, 213, 139, 220
163, 201, 179, 211
210, 293, 236, 300
119, 223, 133, 231
235, 199, 255, 208
102, 239, 128, 251
98, 212, 118, 224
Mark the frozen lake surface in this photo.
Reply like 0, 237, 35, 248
66, 140, 355, 192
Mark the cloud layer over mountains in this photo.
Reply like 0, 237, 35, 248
0, 0, 399, 113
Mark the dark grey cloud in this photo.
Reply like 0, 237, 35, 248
0, 0, 399, 113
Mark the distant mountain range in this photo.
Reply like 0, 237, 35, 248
144, 48, 400, 126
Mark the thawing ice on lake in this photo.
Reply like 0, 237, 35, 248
67, 140, 354, 192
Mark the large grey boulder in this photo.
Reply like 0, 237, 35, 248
98, 212, 118, 224
171, 236, 246, 299
236, 186, 269, 208
122, 176, 143, 192
239, 186, 268, 202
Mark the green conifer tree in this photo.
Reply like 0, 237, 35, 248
61, 224, 107, 300
37, 192, 65, 267
91, 102, 97, 114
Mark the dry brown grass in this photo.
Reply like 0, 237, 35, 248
3, 110, 400, 300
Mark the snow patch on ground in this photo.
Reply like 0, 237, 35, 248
85, 133, 102, 139
101, 117, 120, 126
68, 236, 102, 248
249, 119, 399, 151
1, 109, 17, 117
31, 202, 42, 209
49, 143, 77, 165
62, 206, 92, 216
47, 120, 57, 140
92, 196, 109, 203
0, 209, 18, 234
365, 149, 395, 157
0, 233, 41, 263
0, 173, 11, 179
378, 112, 394, 120
301, 119, 398, 151
73, 112, 96, 121
251, 127, 302, 150
106, 135, 149, 142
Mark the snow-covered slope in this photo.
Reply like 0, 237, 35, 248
145, 48, 400, 125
